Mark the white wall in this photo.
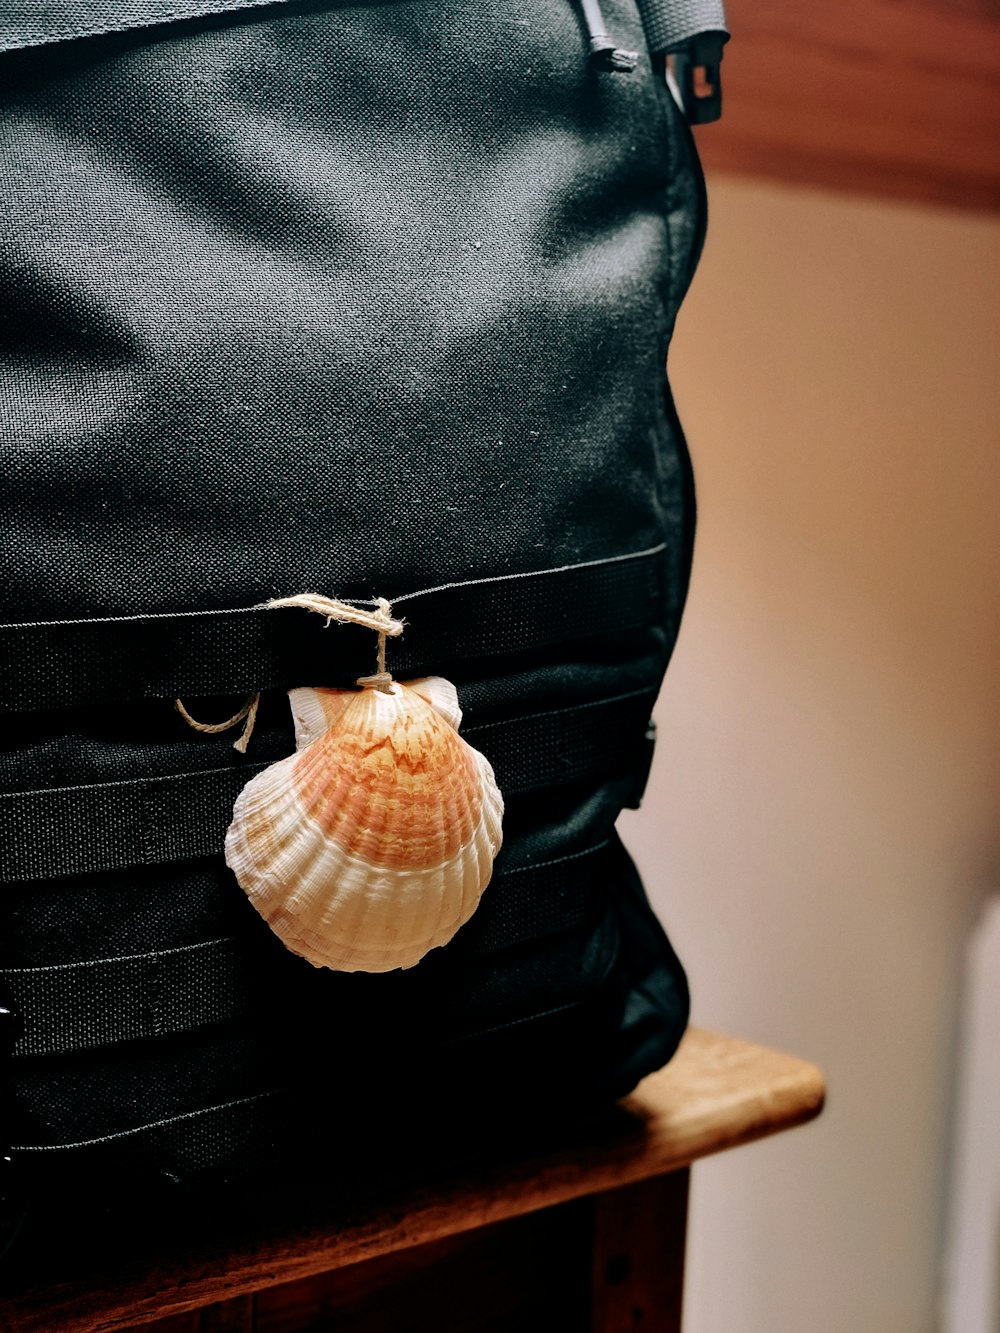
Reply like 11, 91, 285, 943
620, 176, 1000, 1333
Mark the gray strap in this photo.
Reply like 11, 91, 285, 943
0, 1, 297, 52
635, 0, 729, 53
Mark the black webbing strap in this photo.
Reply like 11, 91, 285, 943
2, 938, 245, 1058
461, 686, 656, 794
0, 688, 655, 882
0, 545, 665, 714
11, 1089, 281, 1165
0, 762, 270, 883
10, 991, 603, 1159
468, 837, 611, 955
3, 841, 613, 1058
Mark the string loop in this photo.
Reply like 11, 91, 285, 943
174, 693, 260, 754
175, 593, 403, 750
262, 594, 404, 639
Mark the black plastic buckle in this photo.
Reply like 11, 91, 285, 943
624, 720, 658, 811
671, 32, 726, 124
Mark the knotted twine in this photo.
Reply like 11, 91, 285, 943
174, 595, 405, 753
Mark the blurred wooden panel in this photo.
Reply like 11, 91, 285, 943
141, 1297, 254, 1332
590, 1174, 689, 1333
697, 0, 1000, 211
251, 1207, 591, 1333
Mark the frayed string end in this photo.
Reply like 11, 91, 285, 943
579, 0, 638, 73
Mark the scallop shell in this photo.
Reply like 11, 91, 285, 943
224, 677, 503, 972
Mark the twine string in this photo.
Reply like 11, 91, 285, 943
174, 692, 260, 754
175, 594, 403, 751
354, 597, 396, 695
262, 593, 404, 640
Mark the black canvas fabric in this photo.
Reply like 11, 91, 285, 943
0, 0, 707, 1210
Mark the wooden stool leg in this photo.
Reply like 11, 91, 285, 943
590, 1169, 690, 1333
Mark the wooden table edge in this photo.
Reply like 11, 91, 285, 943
2, 1027, 826, 1332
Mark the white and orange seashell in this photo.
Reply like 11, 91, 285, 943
224, 676, 503, 973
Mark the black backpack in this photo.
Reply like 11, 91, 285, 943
0, 0, 726, 1221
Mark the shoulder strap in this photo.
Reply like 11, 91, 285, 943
1, 0, 728, 56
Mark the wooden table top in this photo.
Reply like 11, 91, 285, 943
0, 1027, 824, 1331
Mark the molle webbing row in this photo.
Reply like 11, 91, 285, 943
0, 686, 657, 881
0, 545, 668, 714
4, 839, 615, 1059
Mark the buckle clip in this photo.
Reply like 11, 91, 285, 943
669, 32, 726, 124
624, 720, 658, 811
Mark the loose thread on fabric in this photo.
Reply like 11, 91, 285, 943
174, 594, 403, 751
